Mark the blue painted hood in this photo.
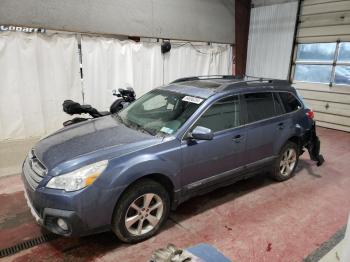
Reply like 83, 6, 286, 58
33, 116, 156, 169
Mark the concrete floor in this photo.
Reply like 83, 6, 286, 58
0, 127, 349, 261
0, 138, 38, 178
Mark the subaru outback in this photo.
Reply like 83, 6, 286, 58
22, 76, 324, 243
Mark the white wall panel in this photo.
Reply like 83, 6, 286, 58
299, 11, 350, 28
246, 1, 298, 79
294, 0, 350, 132
301, 0, 350, 15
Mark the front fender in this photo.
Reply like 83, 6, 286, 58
98, 153, 181, 191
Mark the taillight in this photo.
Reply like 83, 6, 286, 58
306, 110, 314, 119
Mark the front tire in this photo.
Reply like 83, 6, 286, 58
271, 141, 299, 181
112, 179, 170, 243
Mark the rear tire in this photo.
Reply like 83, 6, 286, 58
112, 179, 170, 243
271, 141, 299, 182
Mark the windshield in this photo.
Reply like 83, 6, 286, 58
117, 89, 203, 136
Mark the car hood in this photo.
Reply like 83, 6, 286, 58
33, 116, 157, 169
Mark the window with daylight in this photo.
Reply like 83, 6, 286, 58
293, 42, 350, 86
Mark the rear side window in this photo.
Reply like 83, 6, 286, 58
279, 92, 302, 113
273, 93, 285, 115
244, 92, 275, 123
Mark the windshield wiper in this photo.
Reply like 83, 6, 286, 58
114, 114, 159, 136
133, 123, 157, 136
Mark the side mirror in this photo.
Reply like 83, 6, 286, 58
112, 89, 117, 96
190, 126, 214, 140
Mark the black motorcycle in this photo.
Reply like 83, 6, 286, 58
62, 87, 136, 126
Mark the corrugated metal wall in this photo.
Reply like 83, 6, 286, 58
293, 0, 350, 132
0, 0, 235, 44
245, 1, 298, 79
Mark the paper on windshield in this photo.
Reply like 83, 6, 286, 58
182, 96, 203, 104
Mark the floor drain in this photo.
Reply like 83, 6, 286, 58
0, 234, 59, 258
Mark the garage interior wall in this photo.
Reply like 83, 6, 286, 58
0, 0, 235, 44
292, 0, 350, 132
245, 0, 298, 79
0, 32, 232, 140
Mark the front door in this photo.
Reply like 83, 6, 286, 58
180, 95, 246, 187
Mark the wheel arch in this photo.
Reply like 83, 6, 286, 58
110, 173, 176, 224
287, 135, 302, 154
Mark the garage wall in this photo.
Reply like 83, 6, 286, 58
0, 0, 235, 44
292, 0, 350, 132
245, 0, 299, 79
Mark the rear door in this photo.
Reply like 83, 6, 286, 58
271, 92, 303, 154
242, 92, 281, 167
180, 95, 247, 187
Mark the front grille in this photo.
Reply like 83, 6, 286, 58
24, 150, 47, 190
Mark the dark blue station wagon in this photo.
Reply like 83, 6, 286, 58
22, 76, 323, 243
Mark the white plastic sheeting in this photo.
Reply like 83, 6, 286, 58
81, 36, 163, 111
246, 1, 298, 79
0, 32, 82, 140
163, 43, 233, 84
0, 33, 232, 140
81, 36, 232, 111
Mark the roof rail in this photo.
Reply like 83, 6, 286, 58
222, 78, 291, 90
243, 75, 290, 85
171, 75, 243, 84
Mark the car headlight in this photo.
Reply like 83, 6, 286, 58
46, 160, 108, 192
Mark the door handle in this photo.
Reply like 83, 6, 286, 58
233, 134, 243, 143
278, 122, 285, 130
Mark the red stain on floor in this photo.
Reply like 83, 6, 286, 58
0, 127, 349, 262
266, 243, 272, 252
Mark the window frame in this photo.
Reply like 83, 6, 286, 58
181, 91, 303, 140
240, 91, 304, 126
277, 91, 303, 114
241, 92, 277, 124
293, 42, 350, 87
182, 94, 243, 140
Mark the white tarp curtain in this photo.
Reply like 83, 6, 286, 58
81, 36, 163, 111
0, 32, 81, 140
245, 1, 298, 79
82, 36, 232, 111
163, 43, 233, 84
0, 33, 232, 140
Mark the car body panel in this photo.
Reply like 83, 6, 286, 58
180, 125, 247, 186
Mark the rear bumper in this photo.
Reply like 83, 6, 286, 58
302, 122, 325, 166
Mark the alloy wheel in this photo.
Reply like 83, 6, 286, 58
280, 148, 297, 177
124, 193, 164, 236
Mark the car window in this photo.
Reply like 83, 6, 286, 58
143, 95, 169, 111
273, 93, 285, 115
279, 92, 302, 113
244, 92, 275, 123
193, 96, 240, 133
118, 90, 201, 136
